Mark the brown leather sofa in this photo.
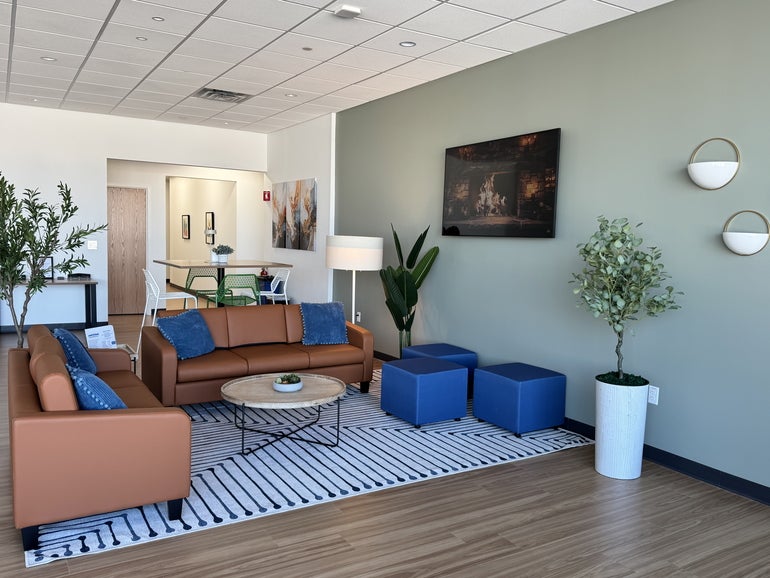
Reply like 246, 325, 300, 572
8, 325, 191, 550
141, 304, 374, 406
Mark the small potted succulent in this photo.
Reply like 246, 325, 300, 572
213, 244, 234, 263
273, 373, 303, 392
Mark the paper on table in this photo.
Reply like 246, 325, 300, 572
84, 325, 117, 349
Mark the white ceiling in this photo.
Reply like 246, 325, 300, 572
0, 0, 674, 133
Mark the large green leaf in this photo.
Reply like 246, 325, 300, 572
391, 224, 404, 267
412, 246, 439, 289
406, 226, 429, 269
379, 267, 407, 315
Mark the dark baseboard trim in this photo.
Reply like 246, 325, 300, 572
1, 322, 106, 334
563, 419, 769, 505
374, 350, 398, 362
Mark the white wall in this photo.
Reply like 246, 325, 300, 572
0, 104, 266, 327
266, 114, 335, 304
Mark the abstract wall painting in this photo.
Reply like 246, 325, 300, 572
272, 178, 317, 251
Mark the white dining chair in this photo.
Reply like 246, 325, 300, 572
260, 268, 291, 304
137, 269, 198, 354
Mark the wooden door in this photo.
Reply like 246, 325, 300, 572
107, 187, 147, 314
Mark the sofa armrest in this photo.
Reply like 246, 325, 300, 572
346, 322, 374, 382
90, 348, 131, 372
10, 407, 191, 529
141, 326, 179, 406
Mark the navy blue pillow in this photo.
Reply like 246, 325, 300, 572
156, 309, 216, 360
67, 365, 127, 410
300, 302, 349, 345
54, 328, 97, 373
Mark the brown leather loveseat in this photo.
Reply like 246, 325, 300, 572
141, 304, 374, 406
8, 326, 191, 550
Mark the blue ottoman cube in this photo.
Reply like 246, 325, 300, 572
401, 343, 478, 397
473, 363, 566, 435
381, 358, 468, 426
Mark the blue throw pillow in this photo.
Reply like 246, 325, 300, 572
300, 302, 349, 345
156, 309, 216, 360
67, 365, 127, 410
54, 328, 97, 373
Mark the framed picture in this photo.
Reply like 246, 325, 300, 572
442, 128, 561, 238
205, 211, 215, 244
45, 256, 54, 280
181, 214, 190, 239
271, 178, 317, 251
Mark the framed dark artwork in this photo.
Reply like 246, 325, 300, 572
442, 128, 561, 238
181, 214, 190, 239
45, 256, 54, 280
205, 211, 215, 244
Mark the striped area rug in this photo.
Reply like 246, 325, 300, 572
25, 371, 592, 567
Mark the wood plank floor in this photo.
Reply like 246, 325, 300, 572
1, 313, 768, 577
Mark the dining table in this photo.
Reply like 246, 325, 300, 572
153, 259, 293, 289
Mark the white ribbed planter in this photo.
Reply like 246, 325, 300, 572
595, 378, 649, 480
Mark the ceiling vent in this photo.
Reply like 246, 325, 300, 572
192, 87, 253, 104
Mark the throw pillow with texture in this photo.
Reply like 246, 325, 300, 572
156, 309, 216, 360
53, 328, 97, 373
300, 301, 349, 345
67, 365, 127, 410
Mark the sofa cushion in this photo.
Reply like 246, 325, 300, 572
290, 343, 365, 368
232, 343, 310, 374
157, 309, 216, 360
196, 307, 230, 348
27, 325, 56, 353
31, 353, 79, 411
176, 349, 249, 383
54, 328, 97, 373
67, 365, 128, 410
226, 305, 288, 347
300, 302, 348, 345
285, 304, 304, 343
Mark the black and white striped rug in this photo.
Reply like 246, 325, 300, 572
25, 371, 592, 567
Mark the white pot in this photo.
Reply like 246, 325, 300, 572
217, 254, 229, 263
210, 250, 218, 263
595, 377, 649, 480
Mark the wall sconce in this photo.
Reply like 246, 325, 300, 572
687, 137, 740, 190
326, 235, 384, 324
722, 210, 769, 255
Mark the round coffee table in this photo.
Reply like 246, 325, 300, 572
221, 373, 346, 454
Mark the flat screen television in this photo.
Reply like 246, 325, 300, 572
442, 128, 561, 238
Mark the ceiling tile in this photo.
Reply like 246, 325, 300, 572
213, 0, 317, 29
237, 95, 295, 111
18, 0, 115, 20
162, 53, 233, 76
356, 72, 424, 92
178, 95, 234, 111
328, 46, 412, 72
204, 77, 270, 96
221, 65, 294, 87
10, 59, 79, 81
134, 78, 196, 96
7, 82, 65, 99
83, 57, 153, 78
9, 45, 87, 68
259, 86, 320, 104
267, 32, 352, 62
9, 72, 70, 90
335, 0, 440, 26
100, 22, 184, 53
603, 0, 674, 10
401, 4, 509, 40
362, 29, 454, 57
447, 0, 562, 20
77, 69, 142, 89
6, 92, 62, 106
65, 90, 123, 105
157, 111, 211, 123
133, 0, 223, 15
280, 74, 346, 94
193, 17, 282, 50
110, 2, 207, 35
109, 106, 161, 119
279, 0, 330, 9
89, 42, 167, 67
164, 103, 218, 117
0, 4, 12, 26
291, 102, 340, 115
331, 84, 391, 102
468, 21, 563, 52
292, 10, 391, 45
423, 42, 510, 68
388, 59, 463, 81
269, 108, 323, 122
212, 109, 270, 123
118, 97, 173, 111
145, 67, 214, 87
12, 28, 94, 55
231, 102, 287, 115
241, 51, 318, 74
174, 37, 254, 63
520, 0, 632, 34
200, 117, 252, 129
302, 62, 375, 84
15, 6, 103, 39
308, 93, 365, 109
69, 81, 132, 98
60, 100, 115, 114
129, 89, 186, 104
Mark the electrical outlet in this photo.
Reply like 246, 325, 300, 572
648, 385, 659, 405
87, 240, 98, 250
355, 311, 361, 323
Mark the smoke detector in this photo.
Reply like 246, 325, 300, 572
192, 87, 253, 104
333, 4, 361, 18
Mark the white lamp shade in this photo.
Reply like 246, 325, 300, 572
326, 235, 383, 271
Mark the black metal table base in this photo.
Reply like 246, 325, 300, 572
231, 400, 341, 455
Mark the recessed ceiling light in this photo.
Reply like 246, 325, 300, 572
152, 16, 165, 21
302, 47, 313, 52
136, 36, 148, 41
399, 41, 417, 48
40, 56, 57, 62
285, 93, 298, 98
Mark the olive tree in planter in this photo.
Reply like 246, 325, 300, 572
379, 225, 439, 354
571, 216, 681, 479
0, 174, 107, 347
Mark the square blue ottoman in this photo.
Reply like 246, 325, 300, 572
401, 343, 478, 398
381, 358, 468, 426
473, 363, 566, 435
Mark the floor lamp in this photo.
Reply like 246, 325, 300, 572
326, 235, 384, 324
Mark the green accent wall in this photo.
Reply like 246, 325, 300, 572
335, 0, 770, 487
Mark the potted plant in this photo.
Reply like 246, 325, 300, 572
379, 225, 439, 354
213, 244, 234, 263
571, 216, 681, 479
0, 174, 107, 347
